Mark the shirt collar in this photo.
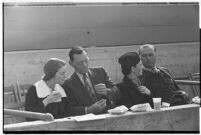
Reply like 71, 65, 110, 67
76, 72, 89, 78
143, 66, 160, 73
76, 72, 89, 84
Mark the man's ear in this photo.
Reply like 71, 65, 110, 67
69, 60, 73, 67
131, 66, 136, 73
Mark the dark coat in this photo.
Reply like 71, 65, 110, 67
116, 76, 153, 108
62, 67, 119, 116
25, 85, 70, 121
142, 67, 189, 106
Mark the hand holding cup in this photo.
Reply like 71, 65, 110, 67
52, 91, 62, 102
43, 91, 62, 106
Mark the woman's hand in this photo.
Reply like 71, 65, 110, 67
43, 91, 62, 106
137, 86, 151, 95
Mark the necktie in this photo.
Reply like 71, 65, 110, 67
83, 74, 97, 103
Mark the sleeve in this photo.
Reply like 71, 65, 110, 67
59, 97, 72, 118
100, 67, 121, 102
116, 83, 132, 108
25, 85, 46, 113
62, 83, 86, 116
161, 67, 181, 90
101, 67, 115, 88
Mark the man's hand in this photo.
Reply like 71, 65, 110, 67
137, 86, 151, 95
94, 83, 109, 97
86, 99, 106, 114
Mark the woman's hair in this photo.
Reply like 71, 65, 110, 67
43, 58, 66, 81
118, 52, 140, 76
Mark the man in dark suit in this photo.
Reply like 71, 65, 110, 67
63, 46, 121, 116
139, 44, 189, 106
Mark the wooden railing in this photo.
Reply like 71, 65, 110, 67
175, 80, 200, 85
4, 109, 54, 122
4, 104, 200, 131
173, 76, 190, 80
3, 75, 200, 125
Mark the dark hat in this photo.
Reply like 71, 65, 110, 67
118, 52, 140, 75
118, 52, 140, 66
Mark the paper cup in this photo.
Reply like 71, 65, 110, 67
152, 98, 161, 110
52, 91, 61, 102
95, 83, 106, 91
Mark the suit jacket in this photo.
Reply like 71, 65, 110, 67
142, 67, 189, 106
62, 67, 119, 116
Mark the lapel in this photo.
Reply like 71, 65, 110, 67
88, 69, 102, 100
157, 67, 172, 78
71, 72, 91, 105
88, 69, 96, 88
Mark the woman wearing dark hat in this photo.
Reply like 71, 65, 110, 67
116, 52, 153, 108
25, 58, 70, 121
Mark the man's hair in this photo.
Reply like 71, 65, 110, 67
69, 46, 87, 61
118, 52, 140, 76
138, 44, 156, 55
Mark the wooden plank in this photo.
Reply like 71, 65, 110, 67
5, 26, 199, 51
4, 109, 54, 122
175, 80, 200, 85
5, 4, 198, 30
173, 76, 189, 80
4, 42, 200, 87
175, 80, 200, 98
4, 104, 200, 131
4, 4, 199, 51
4, 102, 25, 110
4, 92, 16, 103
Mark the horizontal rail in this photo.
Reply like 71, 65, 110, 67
4, 104, 200, 131
175, 80, 200, 85
4, 109, 54, 122
4, 102, 25, 109
173, 76, 189, 80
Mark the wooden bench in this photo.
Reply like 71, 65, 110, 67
4, 83, 30, 125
